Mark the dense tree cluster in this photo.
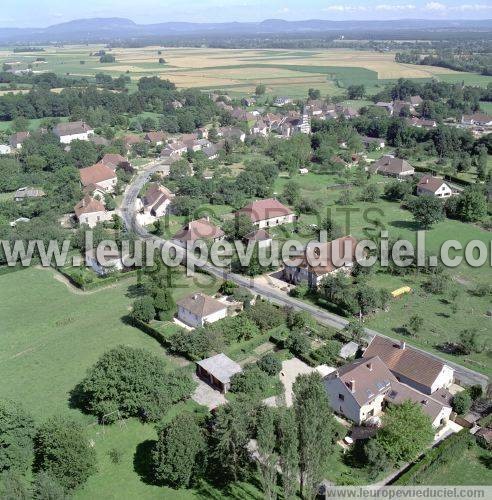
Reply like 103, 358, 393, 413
76, 345, 195, 422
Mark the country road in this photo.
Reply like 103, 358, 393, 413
121, 160, 489, 390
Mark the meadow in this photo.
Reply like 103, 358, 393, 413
2, 45, 490, 99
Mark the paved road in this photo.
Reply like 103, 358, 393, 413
121, 161, 489, 390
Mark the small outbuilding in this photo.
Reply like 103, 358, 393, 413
196, 353, 242, 393
339, 341, 359, 360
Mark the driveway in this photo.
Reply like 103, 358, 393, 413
279, 358, 335, 407
191, 375, 227, 410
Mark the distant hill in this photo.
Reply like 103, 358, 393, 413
0, 17, 491, 43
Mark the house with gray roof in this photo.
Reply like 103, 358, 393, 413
176, 292, 228, 328
196, 353, 242, 393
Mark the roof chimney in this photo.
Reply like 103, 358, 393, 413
346, 380, 355, 393
400, 340, 406, 350
366, 362, 373, 371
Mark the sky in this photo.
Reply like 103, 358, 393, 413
3, 1, 492, 27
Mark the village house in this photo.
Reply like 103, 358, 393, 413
217, 126, 246, 142
363, 335, 454, 395
392, 100, 416, 117
215, 101, 234, 112
338, 106, 359, 119
14, 187, 46, 202
9, 131, 30, 150
85, 248, 125, 276
231, 108, 254, 122
144, 131, 167, 145
79, 163, 118, 193
141, 183, 174, 217
461, 113, 492, 127
370, 155, 415, 178
236, 198, 295, 229
53, 121, 94, 144
408, 95, 423, 107
172, 217, 225, 245
100, 153, 131, 172
375, 102, 394, 115
407, 117, 437, 129
273, 96, 292, 107
283, 235, 358, 288
324, 355, 452, 428
202, 142, 221, 160
361, 136, 385, 150
0, 144, 11, 155
250, 119, 269, 137
122, 134, 144, 151
277, 110, 311, 137
177, 292, 228, 328
241, 97, 256, 107
160, 141, 188, 158
196, 353, 242, 393
417, 175, 453, 198
74, 195, 112, 228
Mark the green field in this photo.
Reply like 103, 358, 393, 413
420, 442, 492, 486
2, 45, 490, 99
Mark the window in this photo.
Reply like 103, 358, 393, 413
338, 394, 344, 401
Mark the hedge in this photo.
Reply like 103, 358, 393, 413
56, 267, 138, 291
392, 429, 472, 485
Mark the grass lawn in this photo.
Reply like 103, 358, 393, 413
421, 442, 492, 486
0, 266, 271, 498
479, 101, 492, 114
0, 116, 69, 132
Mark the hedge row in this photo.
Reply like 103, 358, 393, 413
56, 267, 138, 291
392, 429, 472, 485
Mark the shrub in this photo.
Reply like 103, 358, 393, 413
257, 353, 282, 376
285, 330, 310, 357
452, 391, 472, 415
310, 340, 342, 365
131, 296, 156, 323
245, 300, 286, 330
230, 366, 271, 397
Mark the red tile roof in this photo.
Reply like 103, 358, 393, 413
363, 335, 447, 390
79, 163, 116, 187
417, 175, 448, 194
74, 195, 105, 217
172, 218, 224, 243
237, 198, 293, 223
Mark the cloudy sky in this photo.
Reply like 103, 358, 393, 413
4, 1, 492, 27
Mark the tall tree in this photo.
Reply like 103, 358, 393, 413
293, 373, 335, 500
277, 408, 299, 500
209, 398, 253, 483
374, 401, 434, 465
255, 406, 278, 500
152, 413, 206, 488
409, 195, 444, 229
